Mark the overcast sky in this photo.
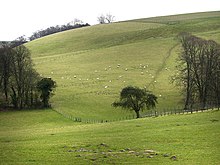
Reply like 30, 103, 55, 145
1, 0, 219, 41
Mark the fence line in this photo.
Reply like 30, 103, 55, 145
53, 104, 219, 124
53, 108, 136, 124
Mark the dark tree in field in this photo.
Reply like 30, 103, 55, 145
174, 33, 220, 111
112, 86, 158, 118
10, 45, 40, 109
0, 44, 13, 104
37, 78, 56, 108
0, 43, 41, 109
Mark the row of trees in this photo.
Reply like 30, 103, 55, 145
174, 33, 220, 111
0, 42, 56, 109
29, 13, 116, 41
29, 21, 90, 41
6, 15, 114, 42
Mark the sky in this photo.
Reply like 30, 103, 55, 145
1, 0, 219, 41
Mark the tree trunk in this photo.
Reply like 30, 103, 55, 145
135, 110, 140, 118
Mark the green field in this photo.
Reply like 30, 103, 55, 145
26, 11, 220, 121
0, 109, 219, 164
1, 11, 220, 164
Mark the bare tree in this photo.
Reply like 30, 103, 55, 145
9, 45, 41, 109
97, 14, 106, 24
97, 13, 115, 24
105, 13, 115, 23
174, 33, 220, 110
0, 44, 13, 104
73, 18, 83, 25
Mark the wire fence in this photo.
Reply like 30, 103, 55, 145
53, 103, 219, 124
54, 108, 136, 123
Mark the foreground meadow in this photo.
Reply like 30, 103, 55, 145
0, 109, 219, 164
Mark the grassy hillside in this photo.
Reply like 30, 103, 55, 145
0, 109, 219, 164
1, 12, 220, 165
26, 11, 220, 120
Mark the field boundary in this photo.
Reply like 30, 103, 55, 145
52, 103, 219, 124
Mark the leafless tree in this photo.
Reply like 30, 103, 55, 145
174, 33, 220, 110
97, 13, 115, 24
97, 14, 106, 24
105, 13, 115, 23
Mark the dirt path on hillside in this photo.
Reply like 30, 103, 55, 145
147, 43, 179, 88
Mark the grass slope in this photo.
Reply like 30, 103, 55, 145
26, 11, 220, 120
0, 109, 219, 164
1, 12, 220, 165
